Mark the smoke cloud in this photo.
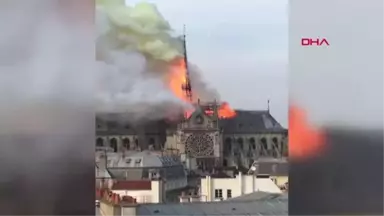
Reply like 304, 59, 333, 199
0, 1, 95, 214
96, 0, 219, 123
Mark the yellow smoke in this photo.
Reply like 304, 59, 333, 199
96, 0, 182, 62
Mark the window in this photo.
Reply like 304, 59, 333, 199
227, 189, 232, 198
214, 189, 222, 198
125, 158, 132, 164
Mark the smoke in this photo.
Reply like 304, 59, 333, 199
0, 1, 94, 214
188, 63, 221, 103
96, 0, 219, 123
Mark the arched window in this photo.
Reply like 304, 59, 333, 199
237, 138, 243, 150
122, 138, 130, 149
96, 138, 104, 147
223, 159, 228, 167
110, 138, 118, 152
271, 137, 279, 158
225, 138, 232, 151
261, 137, 268, 149
260, 137, 268, 156
249, 138, 256, 150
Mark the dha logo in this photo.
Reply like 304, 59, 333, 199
301, 38, 329, 46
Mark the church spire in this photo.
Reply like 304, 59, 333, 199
181, 24, 193, 102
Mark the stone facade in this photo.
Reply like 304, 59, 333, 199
96, 103, 288, 172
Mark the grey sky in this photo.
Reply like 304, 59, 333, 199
126, 0, 288, 127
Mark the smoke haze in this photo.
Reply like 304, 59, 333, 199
0, 0, 95, 214
96, 0, 219, 123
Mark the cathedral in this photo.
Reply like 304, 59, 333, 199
96, 30, 287, 172
95, 100, 288, 172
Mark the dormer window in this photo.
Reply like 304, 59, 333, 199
134, 158, 142, 166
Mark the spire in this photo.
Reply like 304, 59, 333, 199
267, 99, 270, 113
181, 24, 193, 102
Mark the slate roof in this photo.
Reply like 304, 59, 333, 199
96, 109, 286, 135
253, 159, 289, 176
102, 151, 187, 180
135, 198, 287, 216
219, 110, 286, 134
104, 151, 182, 168
226, 191, 283, 202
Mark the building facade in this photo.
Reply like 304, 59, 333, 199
199, 173, 282, 202
96, 102, 288, 172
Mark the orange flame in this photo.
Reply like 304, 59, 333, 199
168, 58, 189, 102
218, 102, 236, 119
167, 58, 236, 119
289, 104, 326, 160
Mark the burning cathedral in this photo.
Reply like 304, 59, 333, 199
95, 29, 288, 172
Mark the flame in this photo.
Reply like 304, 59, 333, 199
167, 58, 236, 119
289, 104, 326, 160
218, 102, 236, 119
168, 58, 189, 102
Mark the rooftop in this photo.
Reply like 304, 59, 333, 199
96, 109, 287, 135
135, 198, 287, 216
97, 151, 183, 168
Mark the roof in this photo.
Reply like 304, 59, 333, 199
219, 110, 287, 134
95, 164, 112, 178
253, 160, 289, 176
111, 180, 152, 190
96, 114, 167, 135
226, 191, 283, 202
135, 199, 287, 216
96, 109, 287, 136
101, 151, 183, 168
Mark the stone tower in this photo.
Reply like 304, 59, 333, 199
176, 100, 222, 172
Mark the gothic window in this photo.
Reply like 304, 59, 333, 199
122, 138, 130, 149
185, 134, 214, 157
110, 138, 117, 152
225, 137, 232, 152
270, 137, 278, 158
272, 137, 279, 152
135, 139, 139, 149
260, 137, 268, 156
261, 137, 268, 149
96, 137, 104, 147
282, 140, 288, 157
223, 159, 228, 167
249, 138, 256, 150
237, 138, 243, 150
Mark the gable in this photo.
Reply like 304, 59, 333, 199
184, 107, 217, 130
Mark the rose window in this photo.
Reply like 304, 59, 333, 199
185, 134, 214, 157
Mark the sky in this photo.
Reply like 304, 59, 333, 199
125, 0, 288, 127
